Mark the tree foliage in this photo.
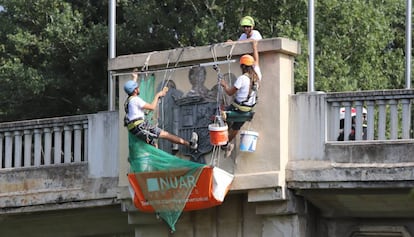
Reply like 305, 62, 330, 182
0, 0, 108, 121
0, 0, 409, 121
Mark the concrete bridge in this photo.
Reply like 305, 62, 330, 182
1, 38, 414, 237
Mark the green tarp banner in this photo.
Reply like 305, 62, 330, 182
128, 74, 205, 231
128, 133, 205, 232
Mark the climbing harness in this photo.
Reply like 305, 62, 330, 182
127, 119, 144, 131
124, 95, 159, 144
231, 100, 254, 112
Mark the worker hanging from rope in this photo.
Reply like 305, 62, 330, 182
219, 40, 262, 156
124, 69, 199, 150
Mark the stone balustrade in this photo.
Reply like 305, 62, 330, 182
290, 90, 414, 163
0, 115, 88, 169
1, 89, 413, 172
326, 89, 414, 141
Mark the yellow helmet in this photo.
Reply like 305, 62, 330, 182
240, 16, 255, 27
240, 54, 254, 66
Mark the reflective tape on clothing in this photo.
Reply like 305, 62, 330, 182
231, 102, 253, 112
127, 119, 144, 130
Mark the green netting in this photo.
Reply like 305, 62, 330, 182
139, 74, 155, 123
127, 77, 206, 231
128, 133, 204, 172
128, 134, 205, 232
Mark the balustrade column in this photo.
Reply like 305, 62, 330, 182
24, 130, 33, 167
4, 132, 13, 168
365, 101, 375, 140
14, 131, 23, 168
33, 129, 42, 166
401, 99, 411, 139
354, 101, 364, 140
0, 133, 3, 168
73, 125, 82, 162
377, 100, 387, 140
64, 125, 73, 163
53, 127, 62, 164
43, 128, 52, 165
389, 99, 398, 139
342, 102, 353, 141
83, 123, 88, 161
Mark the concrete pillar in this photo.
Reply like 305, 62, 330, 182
255, 190, 313, 237
112, 38, 302, 236
290, 93, 326, 161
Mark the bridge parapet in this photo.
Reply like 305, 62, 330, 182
326, 89, 414, 141
290, 90, 414, 163
288, 91, 414, 220
0, 111, 119, 213
0, 115, 88, 169
289, 90, 414, 182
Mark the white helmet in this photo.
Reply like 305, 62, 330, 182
339, 107, 356, 120
339, 107, 367, 119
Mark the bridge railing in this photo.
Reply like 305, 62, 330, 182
0, 115, 88, 169
326, 89, 414, 141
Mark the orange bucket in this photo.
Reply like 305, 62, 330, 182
208, 124, 228, 146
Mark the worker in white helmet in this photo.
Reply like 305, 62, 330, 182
337, 107, 367, 141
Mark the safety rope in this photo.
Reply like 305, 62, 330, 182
141, 52, 155, 73
208, 44, 223, 165
162, 47, 185, 87
210, 43, 237, 115
159, 48, 185, 130
138, 52, 158, 127
209, 43, 240, 165
226, 43, 235, 61
224, 43, 236, 106
209, 145, 223, 166
210, 44, 223, 117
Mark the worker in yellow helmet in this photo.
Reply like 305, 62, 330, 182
228, 17, 263, 85
237, 17, 263, 81
238, 16, 263, 41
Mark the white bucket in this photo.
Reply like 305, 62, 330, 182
239, 131, 259, 152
